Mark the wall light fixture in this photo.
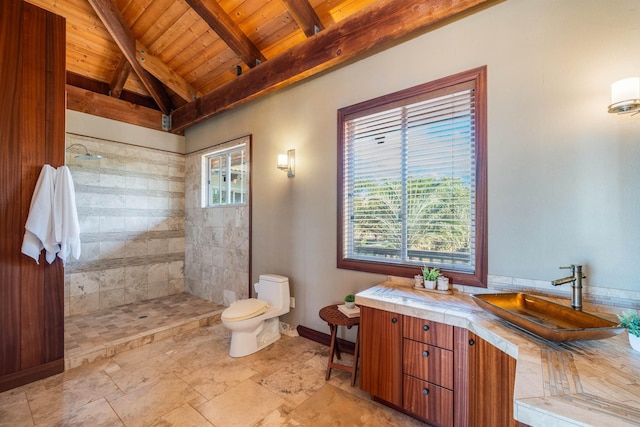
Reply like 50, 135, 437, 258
608, 77, 640, 115
277, 149, 295, 177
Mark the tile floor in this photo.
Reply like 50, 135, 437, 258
0, 294, 425, 426
64, 293, 225, 370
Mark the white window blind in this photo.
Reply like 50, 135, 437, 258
342, 84, 476, 272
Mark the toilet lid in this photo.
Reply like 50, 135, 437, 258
222, 298, 269, 321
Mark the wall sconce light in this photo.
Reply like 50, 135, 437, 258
277, 149, 295, 177
608, 77, 640, 115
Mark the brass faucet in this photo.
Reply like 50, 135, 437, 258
551, 265, 585, 310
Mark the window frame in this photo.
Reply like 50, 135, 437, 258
202, 143, 248, 207
337, 66, 487, 287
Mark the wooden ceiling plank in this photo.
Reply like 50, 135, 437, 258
87, 0, 173, 114
66, 84, 165, 131
174, 32, 229, 72
282, 0, 324, 37
120, 0, 154, 29
179, 40, 236, 82
148, 9, 206, 61
248, 11, 304, 53
185, 0, 267, 68
66, 33, 122, 60
135, 40, 201, 101
236, 0, 291, 41
242, 8, 298, 49
132, 0, 188, 48
160, 19, 215, 69
109, 56, 131, 98
191, 49, 243, 89
123, 75, 149, 96
171, 0, 491, 132
66, 55, 120, 81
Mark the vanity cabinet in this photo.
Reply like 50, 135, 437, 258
360, 306, 518, 427
360, 306, 403, 406
402, 318, 455, 427
467, 331, 519, 427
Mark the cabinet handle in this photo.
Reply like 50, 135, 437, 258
422, 350, 429, 357
391, 317, 398, 324
422, 388, 429, 395
469, 339, 475, 346
423, 325, 429, 331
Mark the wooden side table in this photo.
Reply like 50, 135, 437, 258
319, 304, 360, 386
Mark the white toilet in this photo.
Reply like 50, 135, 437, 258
221, 274, 290, 357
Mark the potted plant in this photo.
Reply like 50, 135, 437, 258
618, 310, 640, 351
422, 266, 440, 290
344, 294, 356, 309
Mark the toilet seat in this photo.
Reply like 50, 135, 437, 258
222, 298, 269, 322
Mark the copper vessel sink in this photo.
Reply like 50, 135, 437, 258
471, 293, 624, 342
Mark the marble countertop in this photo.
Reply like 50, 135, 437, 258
355, 280, 640, 427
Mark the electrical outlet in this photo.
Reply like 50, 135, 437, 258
290, 297, 295, 308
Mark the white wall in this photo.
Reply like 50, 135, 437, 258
185, 0, 640, 332
67, 110, 185, 154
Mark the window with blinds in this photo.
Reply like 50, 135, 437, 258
337, 67, 487, 287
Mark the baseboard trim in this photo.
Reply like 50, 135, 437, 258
296, 325, 355, 354
0, 358, 64, 393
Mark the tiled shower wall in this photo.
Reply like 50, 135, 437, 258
184, 138, 250, 305
64, 134, 186, 316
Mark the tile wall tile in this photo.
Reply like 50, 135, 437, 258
184, 138, 251, 305
64, 134, 186, 316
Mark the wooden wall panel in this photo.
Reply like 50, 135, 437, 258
0, 0, 65, 391
44, 9, 67, 363
0, 0, 24, 378
20, 3, 48, 371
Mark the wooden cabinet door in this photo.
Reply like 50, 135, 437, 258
360, 306, 403, 406
467, 332, 518, 427
404, 375, 454, 427
403, 316, 453, 350
403, 340, 454, 390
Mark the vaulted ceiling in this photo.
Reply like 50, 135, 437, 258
25, 0, 491, 134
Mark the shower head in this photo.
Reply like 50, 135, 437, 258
66, 143, 103, 160
74, 154, 103, 160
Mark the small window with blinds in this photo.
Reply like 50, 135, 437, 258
337, 67, 487, 287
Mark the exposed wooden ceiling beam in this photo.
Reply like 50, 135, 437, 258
67, 71, 159, 110
109, 57, 130, 99
66, 84, 166, 132
135, 41, 201, 102
87, 0, 173, 114
185, 0, 266, 68
171, 0, 492, 132
282, 0, 324, 37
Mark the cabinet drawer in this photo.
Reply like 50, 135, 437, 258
403, 375, 453, 427
403, 316, 454, 350
403, 339, 454, 390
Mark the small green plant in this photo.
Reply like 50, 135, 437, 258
345, 294, 355, 303
422, 266, 441, 282
618, 310, 640, 338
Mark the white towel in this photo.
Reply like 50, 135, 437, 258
21, 165, 58, 263
54, 166, 81, 264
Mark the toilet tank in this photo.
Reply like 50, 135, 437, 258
255, 274, 290, 310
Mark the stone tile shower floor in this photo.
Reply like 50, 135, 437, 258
64, 292, 225, 370
1, 302, 425, 426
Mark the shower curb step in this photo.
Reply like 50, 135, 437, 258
64, 310, 223, 371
